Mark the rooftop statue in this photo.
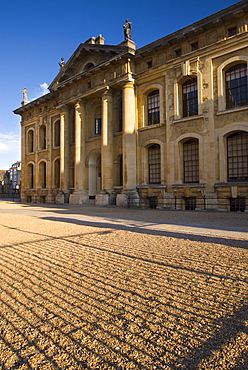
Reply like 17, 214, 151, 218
21, 87, 28, 105
123, 19, 132, 41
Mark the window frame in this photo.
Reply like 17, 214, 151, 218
147, 90, 160, 126
227, 131, 248, 182
148, 144, 161, 184
182, 78, 198, 118
183, 138, 199, 183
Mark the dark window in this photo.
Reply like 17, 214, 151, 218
148, 144, 161, 184
183, 138, 199, 183
118, 100, 123, 132
227, 131, 248, 181
230, 197, 246, 212
228, 27, 237, 37
147, 60, 153, 69
226, 64, 248, 109
54, 159, 60, 188
28, 130, 34, 153
185, 197, 196, 210
191, 42, 198, 51
28, 164, 34, 188
175, 48, 182, 58
95, 118, 102, 135
40, 162, 46, 188
148, 90, 160, 125
119, 155, 123, 186
39, 125, 46, 150
183, 78, 198, 117
54, 121, 60, 147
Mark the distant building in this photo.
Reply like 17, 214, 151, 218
9, 161, 21, 190
0, 161, 21, 195
14, 1, 248, 211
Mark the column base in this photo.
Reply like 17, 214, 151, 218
69, 190, 89, 205
55, 190, 70, 204
116, 189, 139, 207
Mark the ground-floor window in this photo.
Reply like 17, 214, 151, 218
227, 131, 248, 181
148, 144, 161, 184
230, 197, 246, 212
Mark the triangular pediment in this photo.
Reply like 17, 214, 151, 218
49, 43, 129, 90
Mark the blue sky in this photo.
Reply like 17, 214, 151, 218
0, 0, 239, 169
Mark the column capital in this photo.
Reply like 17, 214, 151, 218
102, 86, 113, 98
122, 79, 135, 89
75, 99, 86, 109
59, 104, 70, 114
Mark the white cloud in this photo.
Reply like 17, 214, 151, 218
0, 132, 20, 155
40, 82, 49, 95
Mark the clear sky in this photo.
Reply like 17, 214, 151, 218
0, 0, 239, 169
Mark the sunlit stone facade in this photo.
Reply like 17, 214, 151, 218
14, 1, 248, 211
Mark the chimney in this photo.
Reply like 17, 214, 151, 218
95, 34, 105, 45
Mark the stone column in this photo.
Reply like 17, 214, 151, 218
95, 89, 114, 206
58, 105, 70, 203
70, 100, 88, 204
117, 80, 139, 206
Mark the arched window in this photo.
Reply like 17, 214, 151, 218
28, 163, 34, 188
226, 64, 248, 109
148, 144, 161, 184
227, 131, 248, 181
54, 120, 60, 147
183, 138, 199, 183
84, 62, 94, 70
182, 78, 198, 117
39, 125, 46, 150
39, 161, 46, 188
118, 100, 123, 132
27, 130, 34, 153
148, 90, 160, 125
54, 159, 60, 188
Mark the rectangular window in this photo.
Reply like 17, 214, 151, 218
228, 27, 237, 37
95, 118, 102, 135
184, 139, 199, 183
183, 78, 198, 117
227, 132, 248, 181
175, 48, 182, 58
148, 144, 161, 184
148, 90, 160, 125
191, 42, 198, 51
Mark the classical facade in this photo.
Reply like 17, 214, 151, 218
14, 1, 248, 211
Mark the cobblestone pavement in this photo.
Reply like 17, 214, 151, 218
0, 199, 247, 369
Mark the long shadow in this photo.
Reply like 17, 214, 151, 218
41, 215, 248, 250
182, 301, 248, 369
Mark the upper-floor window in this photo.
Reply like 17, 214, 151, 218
183, 138, 199, 183
227, 131, 248, 181
148, 144, 161, 184
226, 64, 248, 109
148, 90, 160, 125
191, 42, 198, 51
227, 27, 237, 37
182, 78, 198, 117
175, 48, 182, 58
39, 125, 46, 150
54, 120, 60, 147
95, 118, 102, 135
27, 129, 34, 153
118, 100, 123, 132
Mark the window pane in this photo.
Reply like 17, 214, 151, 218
183, 139, 199, 183
148, 90, 160, 125
182, 79, 198, 117
226, 64, 248, 109
148, 144, 161, 184
227, 132, 248, 181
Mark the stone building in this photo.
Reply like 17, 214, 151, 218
14, 1, 248, 211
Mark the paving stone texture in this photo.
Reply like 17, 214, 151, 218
0, 199, 247, 370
